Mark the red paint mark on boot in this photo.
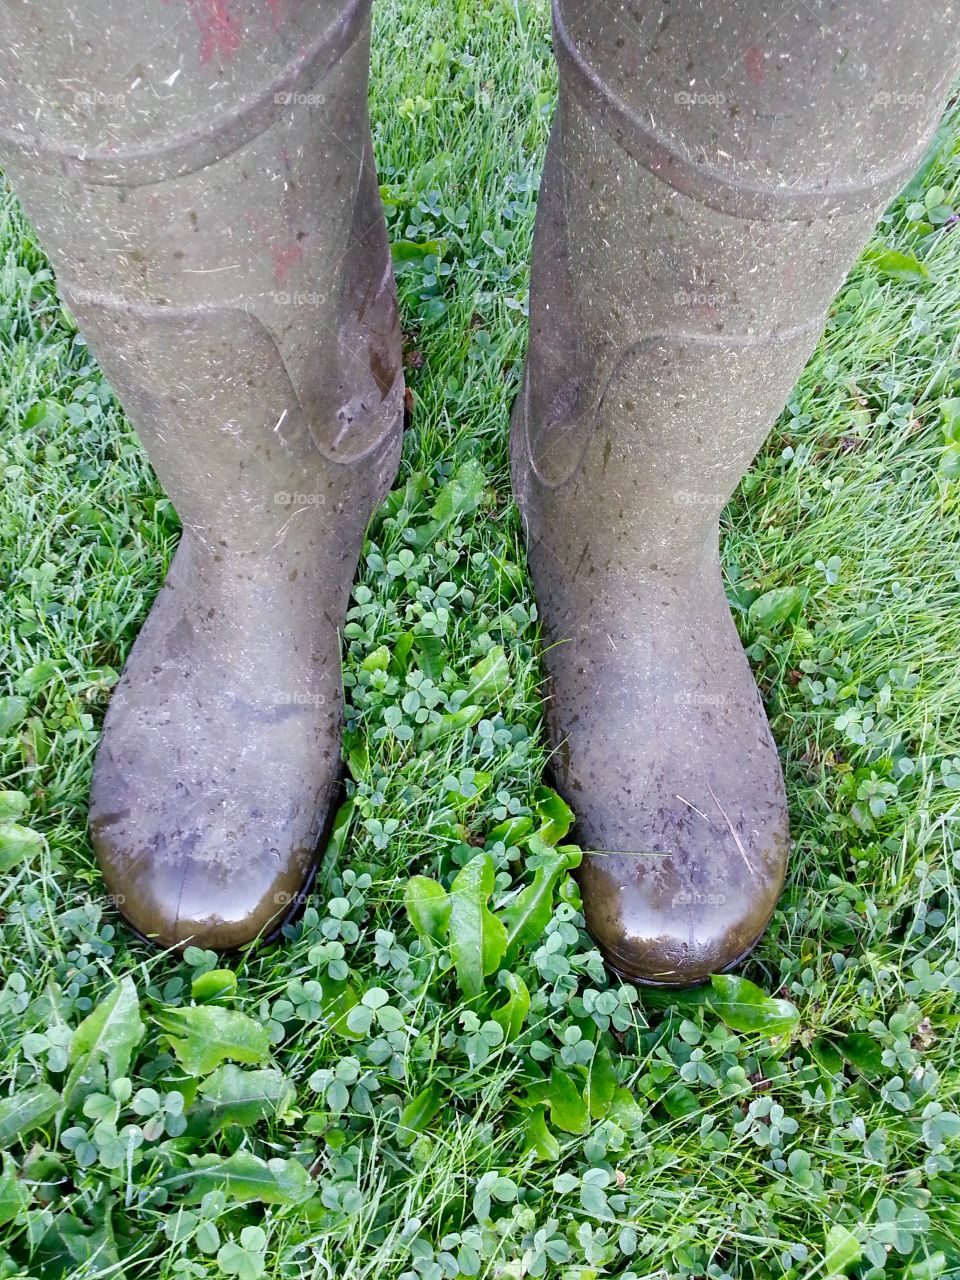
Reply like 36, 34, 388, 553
188, 0, 242, 64
744, 44, 765, 86
243, 207, 309, 285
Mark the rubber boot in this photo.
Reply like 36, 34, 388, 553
513, 0, 960, 985
0, 0, 402, 949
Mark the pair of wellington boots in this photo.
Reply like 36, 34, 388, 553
2, 0, 957, 985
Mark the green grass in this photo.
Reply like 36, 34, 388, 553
2, 1, 960, 1276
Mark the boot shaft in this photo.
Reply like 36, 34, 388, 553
555, 0, 957, 206
0, 0, 370, 182
519, 0, 960, 555
0, 0, 402, 552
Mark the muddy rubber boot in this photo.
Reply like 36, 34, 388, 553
513, 0, 960, 985
0, 0, 402, 949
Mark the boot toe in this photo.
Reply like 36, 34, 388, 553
579, 852, 782, 987
88, 637, 340, 952
91, 744, 327, 951
532, 586, 791, 989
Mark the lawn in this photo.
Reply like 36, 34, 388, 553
2, 0, 960, 1276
